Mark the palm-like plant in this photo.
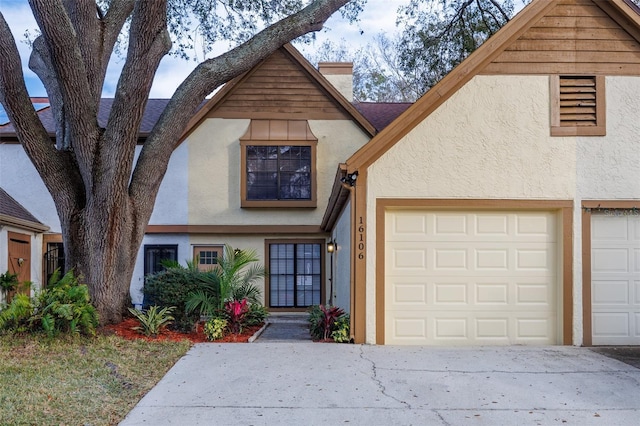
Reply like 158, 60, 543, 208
185, 245, 265, 317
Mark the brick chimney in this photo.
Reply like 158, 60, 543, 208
318, 62, 353, 102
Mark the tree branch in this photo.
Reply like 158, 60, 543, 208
29, 0, 99, 192
0, 11, 82, 212
129, 0, 350, 208
102, 0, 171, 197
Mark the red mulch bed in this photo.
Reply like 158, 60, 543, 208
100, 318, 263, 343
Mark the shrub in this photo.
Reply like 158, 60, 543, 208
244, 303, 269, 327
31, 270, 99, 337
144, 268, 219, 332
331, 314, 351, 343
203, 317, 228, 341
308, 305, 349, 342
0, 293, 33, 333
0, 270, 99, 337
128, 306, 175, 337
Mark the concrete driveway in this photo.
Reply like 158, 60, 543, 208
120, 343, 640, 425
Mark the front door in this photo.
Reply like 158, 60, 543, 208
267, 241, 323, 309
7, 231, 31, 298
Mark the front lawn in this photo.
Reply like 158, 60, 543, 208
0, 333, 190, 425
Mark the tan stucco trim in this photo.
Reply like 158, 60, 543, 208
145, 225, 324, 234
581, 199, 640, 346
345, 0, 559, 171
375, 198, 573, 346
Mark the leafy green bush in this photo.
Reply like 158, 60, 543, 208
308, 305, 350, 342
128, 306, 175, 337
143, 268, 219, 332
0, 294, 33, 333
203, 317, 228, 341
0, 270, 98, 337
244, 303, 269, 327
331, 314, 351, 343
31, 270, 99, 337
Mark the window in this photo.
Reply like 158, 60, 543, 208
550, 75, 605, 136
240, 120, 317, 208
266, 241, 323, 308
246, 145, 312, 201
193, 245, 223, 272
144, 245, 178, 276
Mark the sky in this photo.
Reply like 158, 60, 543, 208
0, 0, 412, 98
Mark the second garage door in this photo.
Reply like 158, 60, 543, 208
591, 213, 640, 345
385, 210, 559, 345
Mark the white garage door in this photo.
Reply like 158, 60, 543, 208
591, 213, 640, 345
385, 210, 559, 345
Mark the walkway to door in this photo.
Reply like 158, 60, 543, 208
255, 313, 310, 342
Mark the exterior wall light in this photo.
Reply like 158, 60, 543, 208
340, 171, 358, 187
327, 240, 336, 253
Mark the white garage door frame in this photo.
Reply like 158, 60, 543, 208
582, 200, 640, 346
376, 199, 574, 345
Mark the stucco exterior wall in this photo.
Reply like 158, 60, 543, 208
365, 75, 578, 344
332, 200, 352, 313
148, 143, 189, 224
187, 118, 370, 225
577, 76, 640, 200
0, 144, 59, 231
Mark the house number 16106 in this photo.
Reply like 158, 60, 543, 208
357, 216, 365, 260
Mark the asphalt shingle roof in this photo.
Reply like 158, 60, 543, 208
354, 102, 412, 132
1, 98, 409, 137
0, 187, 43, 225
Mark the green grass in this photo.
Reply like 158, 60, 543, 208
0, 333, 191, 425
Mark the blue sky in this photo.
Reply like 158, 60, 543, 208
0, 0, 409, 98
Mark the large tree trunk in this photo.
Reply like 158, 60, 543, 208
62, 188, 144, 324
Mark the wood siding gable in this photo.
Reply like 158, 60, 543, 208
483, 0, 640, 75
180, 44, 376, 143
210, 49, 350, 120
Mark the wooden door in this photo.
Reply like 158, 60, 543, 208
7, 231, 31, 298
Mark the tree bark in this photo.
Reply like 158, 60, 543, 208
1, 0, 351, 324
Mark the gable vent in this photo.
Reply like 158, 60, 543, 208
558, 76, 597, 127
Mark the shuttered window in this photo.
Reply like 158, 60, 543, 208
551, 75, 605, 136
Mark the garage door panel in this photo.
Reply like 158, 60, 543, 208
593, 280, 630, 305
387, 211, 556, 243
592, 215, 628, 241
385, 311, 556, 345
591, 214, 640, 345
593, 248, 629, 273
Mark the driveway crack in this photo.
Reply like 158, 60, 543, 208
359, 346, 412, 409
